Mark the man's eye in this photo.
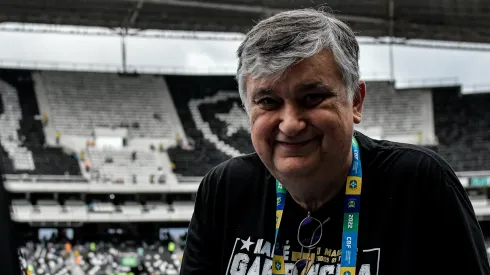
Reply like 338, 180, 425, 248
304, 94, 327, 107
256, 97, 279, 109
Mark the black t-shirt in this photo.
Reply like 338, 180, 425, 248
180, 132, 490, 275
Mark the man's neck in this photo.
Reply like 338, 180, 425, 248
288, 149, 353, 212
289, 172, 347, 212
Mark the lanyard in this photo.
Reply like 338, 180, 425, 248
272, 136, 362, 275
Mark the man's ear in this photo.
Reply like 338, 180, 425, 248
353, 81, 366, 124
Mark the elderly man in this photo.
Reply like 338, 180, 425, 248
180, 9, 490, 275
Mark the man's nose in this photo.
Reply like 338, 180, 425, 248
278, 105, 307, 137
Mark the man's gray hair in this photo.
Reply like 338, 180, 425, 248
236, 9, 360, 113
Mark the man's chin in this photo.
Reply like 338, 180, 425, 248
273, 157, 317, 178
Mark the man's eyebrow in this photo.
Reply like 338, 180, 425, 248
250, 82, 333, 99
251, 88, 274, 98
294, 82, 332, 93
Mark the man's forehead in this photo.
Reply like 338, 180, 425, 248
246, 51, 341, 95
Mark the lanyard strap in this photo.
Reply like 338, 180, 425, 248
273, 136, 362, 275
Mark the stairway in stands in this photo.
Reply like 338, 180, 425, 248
0, 69, 81, 175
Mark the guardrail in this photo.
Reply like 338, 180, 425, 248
4, 174, 87, 183
4, 181, 200, 193
175, 176, 203, 184
3, 173, 489, 193
462, 84, 490, 94
456, 170, 490, 177
0, 59, 238, 75
11, 210, 193, 223
360, 72, 392, 81
395, 77, 460, 89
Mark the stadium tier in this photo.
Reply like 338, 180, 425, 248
1, 68, 488, 223
359, 81, 437, 145
0, 70, 81, 176
0, 69, 488, 181
432, 87, 490, 172
1, 68, 490, 274
33, 71, 180, 139
10, 194, 195, 223
18, 240, 182, 275
15, 223, 185, 275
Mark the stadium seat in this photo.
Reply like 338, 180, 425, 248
356, 81, 436, 145
0, 69, 82, 176
34, 71, 180, 139
432, 86, 490, 171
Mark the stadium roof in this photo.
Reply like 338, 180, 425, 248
1, 0, 490, 44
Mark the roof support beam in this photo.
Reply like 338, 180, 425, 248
388, 0, 395, 81
146, 0, 387, 25
125, 0, 145, 30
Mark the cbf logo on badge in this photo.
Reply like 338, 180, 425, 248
340, 267, 356, 275
349, 180, 358, 190
272, 253, 285, 274
346, 176, 362, 195
275, 260, 281, 271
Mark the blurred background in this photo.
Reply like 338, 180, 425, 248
0, 1, 489, 274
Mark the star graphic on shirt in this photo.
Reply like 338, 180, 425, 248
240, 237, 255, 251
215, 102, 249, 136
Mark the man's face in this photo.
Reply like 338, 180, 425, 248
246, 50, 365, 187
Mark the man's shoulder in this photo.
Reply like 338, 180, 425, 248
356, 132, 456, 184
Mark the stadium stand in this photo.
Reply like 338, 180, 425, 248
0, 79, 35, 171
356, 81, 437, 145
0, 69, 486, 180
0, 69, 82, 176
166, 75, 253, 177
1, 68, 490, 272
26, 70, 185, 186
33, 71, 182, 140
432, 86, 490, 171
19, 242, 71, 275
87, 146, 167, 185
16, 224, 186, 275
0, 70, 446, 180
9, 192, 195, 223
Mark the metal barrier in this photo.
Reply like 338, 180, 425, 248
395, 77, 460, 89
462, 84, 490, 94
175, 176, 203, 184
4, 174, 87, 183
0, 59, 237, 75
